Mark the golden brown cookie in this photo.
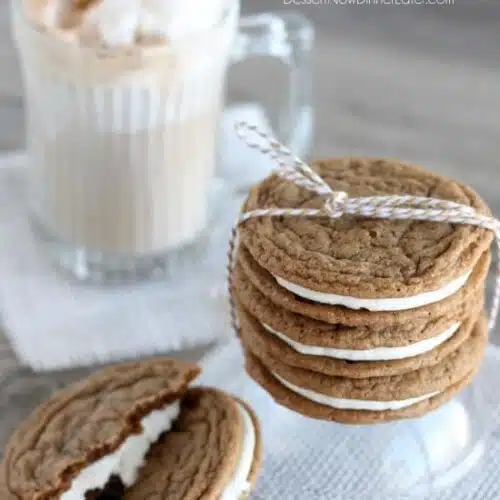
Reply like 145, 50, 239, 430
236, 245, 490, 328
122, 388, 262, 500
243, 315, 486, 400
0, 358, 200, 500
243, 316, 487, 424
236, 301, 483, 378
246, 352, 477, 425
239, 157, 493, 300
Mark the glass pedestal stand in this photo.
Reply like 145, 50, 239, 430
244, 381, 487, 499
199, 341, 493, 500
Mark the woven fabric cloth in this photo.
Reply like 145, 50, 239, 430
0, 161, 237, 371
200, 340, 500, 500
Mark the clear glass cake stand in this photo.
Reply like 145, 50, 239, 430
244, 379, 487, 499
199, 339, 497, 500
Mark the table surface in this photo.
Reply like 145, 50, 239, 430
1, 0, 500, 454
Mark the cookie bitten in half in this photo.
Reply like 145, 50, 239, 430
0, 359, 262, 500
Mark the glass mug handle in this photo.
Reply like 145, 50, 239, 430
232, 12, 314, 159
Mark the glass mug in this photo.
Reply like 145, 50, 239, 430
11, 0, 313, 283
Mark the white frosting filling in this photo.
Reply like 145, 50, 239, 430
274, 271, 471, 311
273, 372, 440, 411
220, 402, 257, 500
60, 402, 180, 499
262, 322, 461, 361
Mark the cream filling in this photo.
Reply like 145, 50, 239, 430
220, 402, 257, 500
273, 372, 440, 411
60, 402, 180, 500
274, 271, 471, 311
262, 322, 461, 361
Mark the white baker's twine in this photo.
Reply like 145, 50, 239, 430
227, 122, 500, 333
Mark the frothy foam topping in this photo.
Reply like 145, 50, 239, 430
60, 402, 180, 499
25, 0, 228, 47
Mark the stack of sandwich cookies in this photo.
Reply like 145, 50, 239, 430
235, 253, 488, 378
0, 359, 262, 499
233, 157, 493, 424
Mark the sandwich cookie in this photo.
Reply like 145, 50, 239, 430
0, 358, 200, 500
121, 388, 262, 500
238, 158, 492, 310
236, 302, 483, 378
237, 245, 490, 328
243, 316, 487, 424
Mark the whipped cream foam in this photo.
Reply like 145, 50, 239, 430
220, 402, 257, 500
274, 271, 471, 312
25, 0, 228, 47
60, 402, 180, 500
273, 372, 440, 411
262, 322, 461, 361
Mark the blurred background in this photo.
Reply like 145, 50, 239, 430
1, 0, 499, 202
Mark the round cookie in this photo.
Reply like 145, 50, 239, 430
236, 302, 483, 378
239, 158, 493, 301
0, 358, 200, 500
120, 388, 262, 500
246, 352, 477, 425
236, 245, 490, 328
242, 316, 487, 424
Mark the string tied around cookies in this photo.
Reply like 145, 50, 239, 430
228, 122, 500, 332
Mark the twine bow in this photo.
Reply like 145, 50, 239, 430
228, 122, 500, 332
